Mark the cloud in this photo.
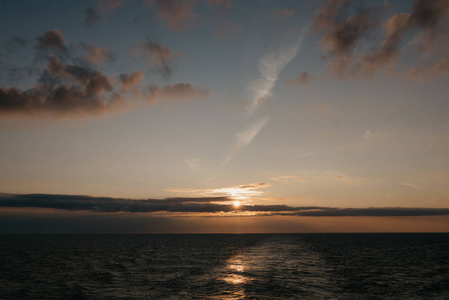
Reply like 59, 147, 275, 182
311, 0, 349, 32
283, 207, 449, 217
0, 31, 128, 118
408, 58, 449, 81
85, 46, 114, 66
169, 182, 271, 200
322, 14, 374, 55
318, 10, 375, 77
146, 83, 210, 103
185, 158, 199, 171
85, 1, 125, 28
270, 174, 347, 183
357, 13, 410, 77
145, 0, 196, 32
0, 31, 126, 118
286, 72, 316, 85
1, 192, 448, 217
221, 118, 268, 168
133, 39, 178, 78
0, 193, 233, 213
408, 0, 449, 37
248, 29, 306, 114
401, 181, 423, 190
45, 56, 114, 95
36, 30, 67, 55
85, 7, 104, 27
0, 30, 210, 120
0, 85, 125, 118
119, 70, 144, 91
312, 0, 449, 79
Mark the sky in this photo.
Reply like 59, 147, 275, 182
1, 0, 449, 233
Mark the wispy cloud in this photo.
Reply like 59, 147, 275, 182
247, 29, 307, 114
401, 181, 423, 190
145, 0, 196, 32
185, 158, 199, 171
271, 173, 347, 183
146, 83, 211, 103
169, 182, 271, 200
220, 118, 268, 168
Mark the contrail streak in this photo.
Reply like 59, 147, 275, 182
220, 117, 269, 168
248, 28, 307, 115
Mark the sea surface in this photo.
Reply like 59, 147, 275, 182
0, 233, 448, 299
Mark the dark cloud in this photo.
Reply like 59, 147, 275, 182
311, 1, 376, 77
45, 56, 114, 96
311, 0, 349, 32
405, 0, 449, 80
133, 39, 177, 78
0, 193, 232, 213
357, 0, 449, 78
409, 0, 449, 34
1, 192, 449, 217
312, 0, 449, 79
85, 45, 115, 66
236, 182, 271, 189
0, 85, 121, 118
358, 13, 410, 77
145, 0, 196, 32
282, 207, 449, 217
6, 36, 28, 55
146, 83, 211, 103
286, 72, 316, 86
36, 30, 67, 53
119, 70, 144, 91
0, 47, 120, 118
1, 30, 210, 119
322, 14, 374, 55
85, 7, 104, 27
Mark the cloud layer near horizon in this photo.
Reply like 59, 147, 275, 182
1, 192, 449, 217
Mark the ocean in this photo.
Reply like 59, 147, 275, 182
0, 233, 448, 299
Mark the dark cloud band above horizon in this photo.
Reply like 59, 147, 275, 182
1, 192, 448, 217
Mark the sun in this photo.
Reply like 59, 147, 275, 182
233, 201, 241, 208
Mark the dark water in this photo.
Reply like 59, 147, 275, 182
0, 234, 448, 299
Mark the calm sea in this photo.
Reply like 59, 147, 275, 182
0, 233, 448, 299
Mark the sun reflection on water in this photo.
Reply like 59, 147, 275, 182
219, 255, 252, 287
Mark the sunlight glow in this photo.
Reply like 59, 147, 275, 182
234, 201, 241, 208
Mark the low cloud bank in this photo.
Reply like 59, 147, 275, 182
1, 192, 448, 217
